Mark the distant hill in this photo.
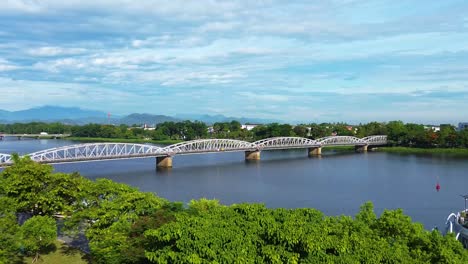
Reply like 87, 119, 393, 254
118, 113, 180, 126
0, 106, 281, 125
0, 106, 108, 122
175, 114, 280, 124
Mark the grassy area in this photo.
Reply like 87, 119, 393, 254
66, 137, 182, 145
377, 146, 468, 156
22, 241, 89, 264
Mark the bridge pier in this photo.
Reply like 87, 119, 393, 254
156, 156, 173, 168
245, 150, 261, 161
308, 147, 322, 156
355, 145, 368, 152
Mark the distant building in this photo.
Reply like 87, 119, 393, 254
424, 125, 440, 132
459, 122, 468, 131
207, 126, 215, 133
143, 124, 155, 130
241, 124, 260, 131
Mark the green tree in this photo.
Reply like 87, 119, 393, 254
386, 121, 407, 145
1, 155, 87, 216
293, 125, 309, 138
0, 197, 21, 263
21, 216, 57, 263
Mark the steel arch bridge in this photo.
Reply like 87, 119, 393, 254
254, 137, 319, 150
161, 139, 257, 155
0, 153, 11, 164
27, 143, 165, 163
0, 135, 386, 166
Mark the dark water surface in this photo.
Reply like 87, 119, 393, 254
2, 138, 468, 229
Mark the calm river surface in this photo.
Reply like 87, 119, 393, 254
1, 138, 468, 230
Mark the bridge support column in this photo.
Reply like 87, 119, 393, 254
355, 145, 368, 152
245, 150, 261, 161
156, 156, 173, 168
308, 147, 322, 156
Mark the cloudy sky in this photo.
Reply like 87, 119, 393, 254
0, 0, 467, 124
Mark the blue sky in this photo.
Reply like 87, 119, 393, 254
0, 0, 467, 124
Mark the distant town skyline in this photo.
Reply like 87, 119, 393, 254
1, 1, 468, 124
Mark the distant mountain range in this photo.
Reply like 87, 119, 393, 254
0, 106, 279, 125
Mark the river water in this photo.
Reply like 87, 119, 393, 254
1, 138, 468, 230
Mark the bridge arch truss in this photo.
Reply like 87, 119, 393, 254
316, 136, 366, 146
27, 143, 165, 163
161, 139, 256, 155
0, 153, 11, 164
254, 137, 319, 150
361, 135, 387, 145
0, 135, 387, 166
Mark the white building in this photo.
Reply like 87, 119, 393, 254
241, 124, 260, 131
424, 125, 440, 132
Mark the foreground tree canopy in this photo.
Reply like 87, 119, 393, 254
1, 157, 467, 263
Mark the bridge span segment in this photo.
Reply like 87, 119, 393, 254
0, 135, 387, 168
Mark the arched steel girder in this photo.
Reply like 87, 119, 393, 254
161, 139, 256, 155
0, 135, 387, 165
361, 135, 388, 145
27, 143, 164, 163
0, 153, 11, 164
254, 137, 319, 150
315, 136, 366, 146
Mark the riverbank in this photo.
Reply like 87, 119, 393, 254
66, 137, 182, 145
376, 146, 468, 156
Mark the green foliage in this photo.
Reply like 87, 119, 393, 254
21, 215, 57, 262
4, 120, 468, 150
1, 156, 87, 216
0, 197, 22, 263
67, 179, 169, 264
145, 203, 468, 263
0, 122, 71, 134
2, 159, 468, 263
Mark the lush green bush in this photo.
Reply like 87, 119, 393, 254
1, 158, 467, 263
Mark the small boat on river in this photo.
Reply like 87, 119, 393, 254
445, 194, 468, 248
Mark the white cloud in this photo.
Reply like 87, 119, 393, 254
0, 58, 19, 71
33, 58, 86, 72
237, 91, 289, 102
198, 21, 240, 32
0, 77, 142, 111
0, 0, 243, 19
27, 46, 87, 57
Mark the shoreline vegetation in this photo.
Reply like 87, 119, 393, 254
1, 157, 468, 263
66, 136, 182, 145
2, 120, 468, 157
65, 137, 468, 156
376, 146, 468, 156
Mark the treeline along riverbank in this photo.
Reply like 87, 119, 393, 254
2, 120, 468, 151
1, 156, 468, 263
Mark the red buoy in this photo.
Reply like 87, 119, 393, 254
436, 182, 441, 192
